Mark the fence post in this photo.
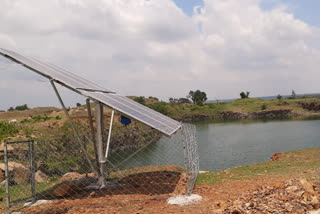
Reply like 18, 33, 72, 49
29, 140, 36, 203
181, 125, 191, 195
4, 141, 10, 211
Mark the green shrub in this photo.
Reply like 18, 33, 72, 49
148, 102, 169, 115
20, 115, 62, 124
0, 121, 19, 140
134, 96, 145, 105
15, 104, 29, 111
190, 105, 200, 112
261, 103, 267, 110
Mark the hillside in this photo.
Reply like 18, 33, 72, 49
148, 97, 320, 122
1, 97, 320, 141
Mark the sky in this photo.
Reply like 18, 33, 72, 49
0, 0, 319, 110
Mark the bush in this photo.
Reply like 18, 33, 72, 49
20, 115, 62, 124
148, 96, 159, 101
15, 104, 29, 111
0, 121, 19, 140
261, 103, 267, 110
277, 94, 282, 100
240, 92, 250, 99
148, 102, 169, 115
134, 96, 145, 105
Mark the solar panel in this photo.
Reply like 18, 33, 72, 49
0, 48, 114, 94
0, 48, 181, 136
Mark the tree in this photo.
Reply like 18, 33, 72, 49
169, 97, 178, 104
187, 90, 207, 105
8, 107, 14, 111
76, 103, 81, 107
291, 90, 296, 99
240, 92, 250, 99
178, 98, 191, 104
15, 104, 29, 111
277, 94, 282, 100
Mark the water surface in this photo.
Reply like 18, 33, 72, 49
197, 119, 320, 171
116, 119, 320, 171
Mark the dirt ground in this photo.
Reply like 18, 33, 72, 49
22, 177, 292, 214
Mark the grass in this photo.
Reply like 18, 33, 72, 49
197, 148, 320, 185
0, 121, 19, 140
0, 182, 56, 209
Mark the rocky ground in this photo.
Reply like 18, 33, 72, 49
13, 177, 318, 214
213, 179, 319, 214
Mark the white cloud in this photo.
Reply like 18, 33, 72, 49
0, 0, 319, 110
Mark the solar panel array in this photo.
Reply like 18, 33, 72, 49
0, 48, 181, 136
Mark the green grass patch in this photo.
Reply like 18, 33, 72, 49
197, 148, 320, 185
0, 121, 19, 140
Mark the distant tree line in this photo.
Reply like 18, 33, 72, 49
8, 104, 29, 112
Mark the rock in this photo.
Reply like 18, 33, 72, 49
167, 194, 202, 206
75, 176, 97, 188
8, 119, 17, 124
300, 179, 316, 195
53, 175, 97, 197
245, 202, 254, 208
58, 172, 83, 183
53, 182, 77, 197
35, 170, 49, 183
270, 153, 283, 161
0, 142, 14, 152
24, 199, 53, 207
231, 208, 244, 214
219, 201, 229, 210
311, 196, 320, 209
220, 179, 319, 213
309, 209, 320, 214
286, 186, 299, 192
0, 162, 30, 185
0, 170, 4, 182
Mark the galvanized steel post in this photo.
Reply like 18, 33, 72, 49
29, 140, 36, 203
4, 141, 10, 211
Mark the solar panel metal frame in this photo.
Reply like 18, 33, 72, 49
0, 48, 181, 136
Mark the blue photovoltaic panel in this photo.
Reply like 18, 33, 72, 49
0, 48, 181, 136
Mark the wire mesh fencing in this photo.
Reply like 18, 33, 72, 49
0, 123, 199, 213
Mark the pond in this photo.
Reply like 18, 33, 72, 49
116, 119, 320, 171
197, 119, 320, 171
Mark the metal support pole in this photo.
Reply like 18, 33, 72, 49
86, 99, 100, 175
50, 80, 95, 174
29, 140, 36, 203
4, 141, 10, 211
96, 102, 106, 188
181, 125, 191, 195
105, 110, 114, 159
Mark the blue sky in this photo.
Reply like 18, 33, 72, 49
173, 0, 320, 26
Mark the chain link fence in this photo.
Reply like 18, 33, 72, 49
0, 123, 198, 213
